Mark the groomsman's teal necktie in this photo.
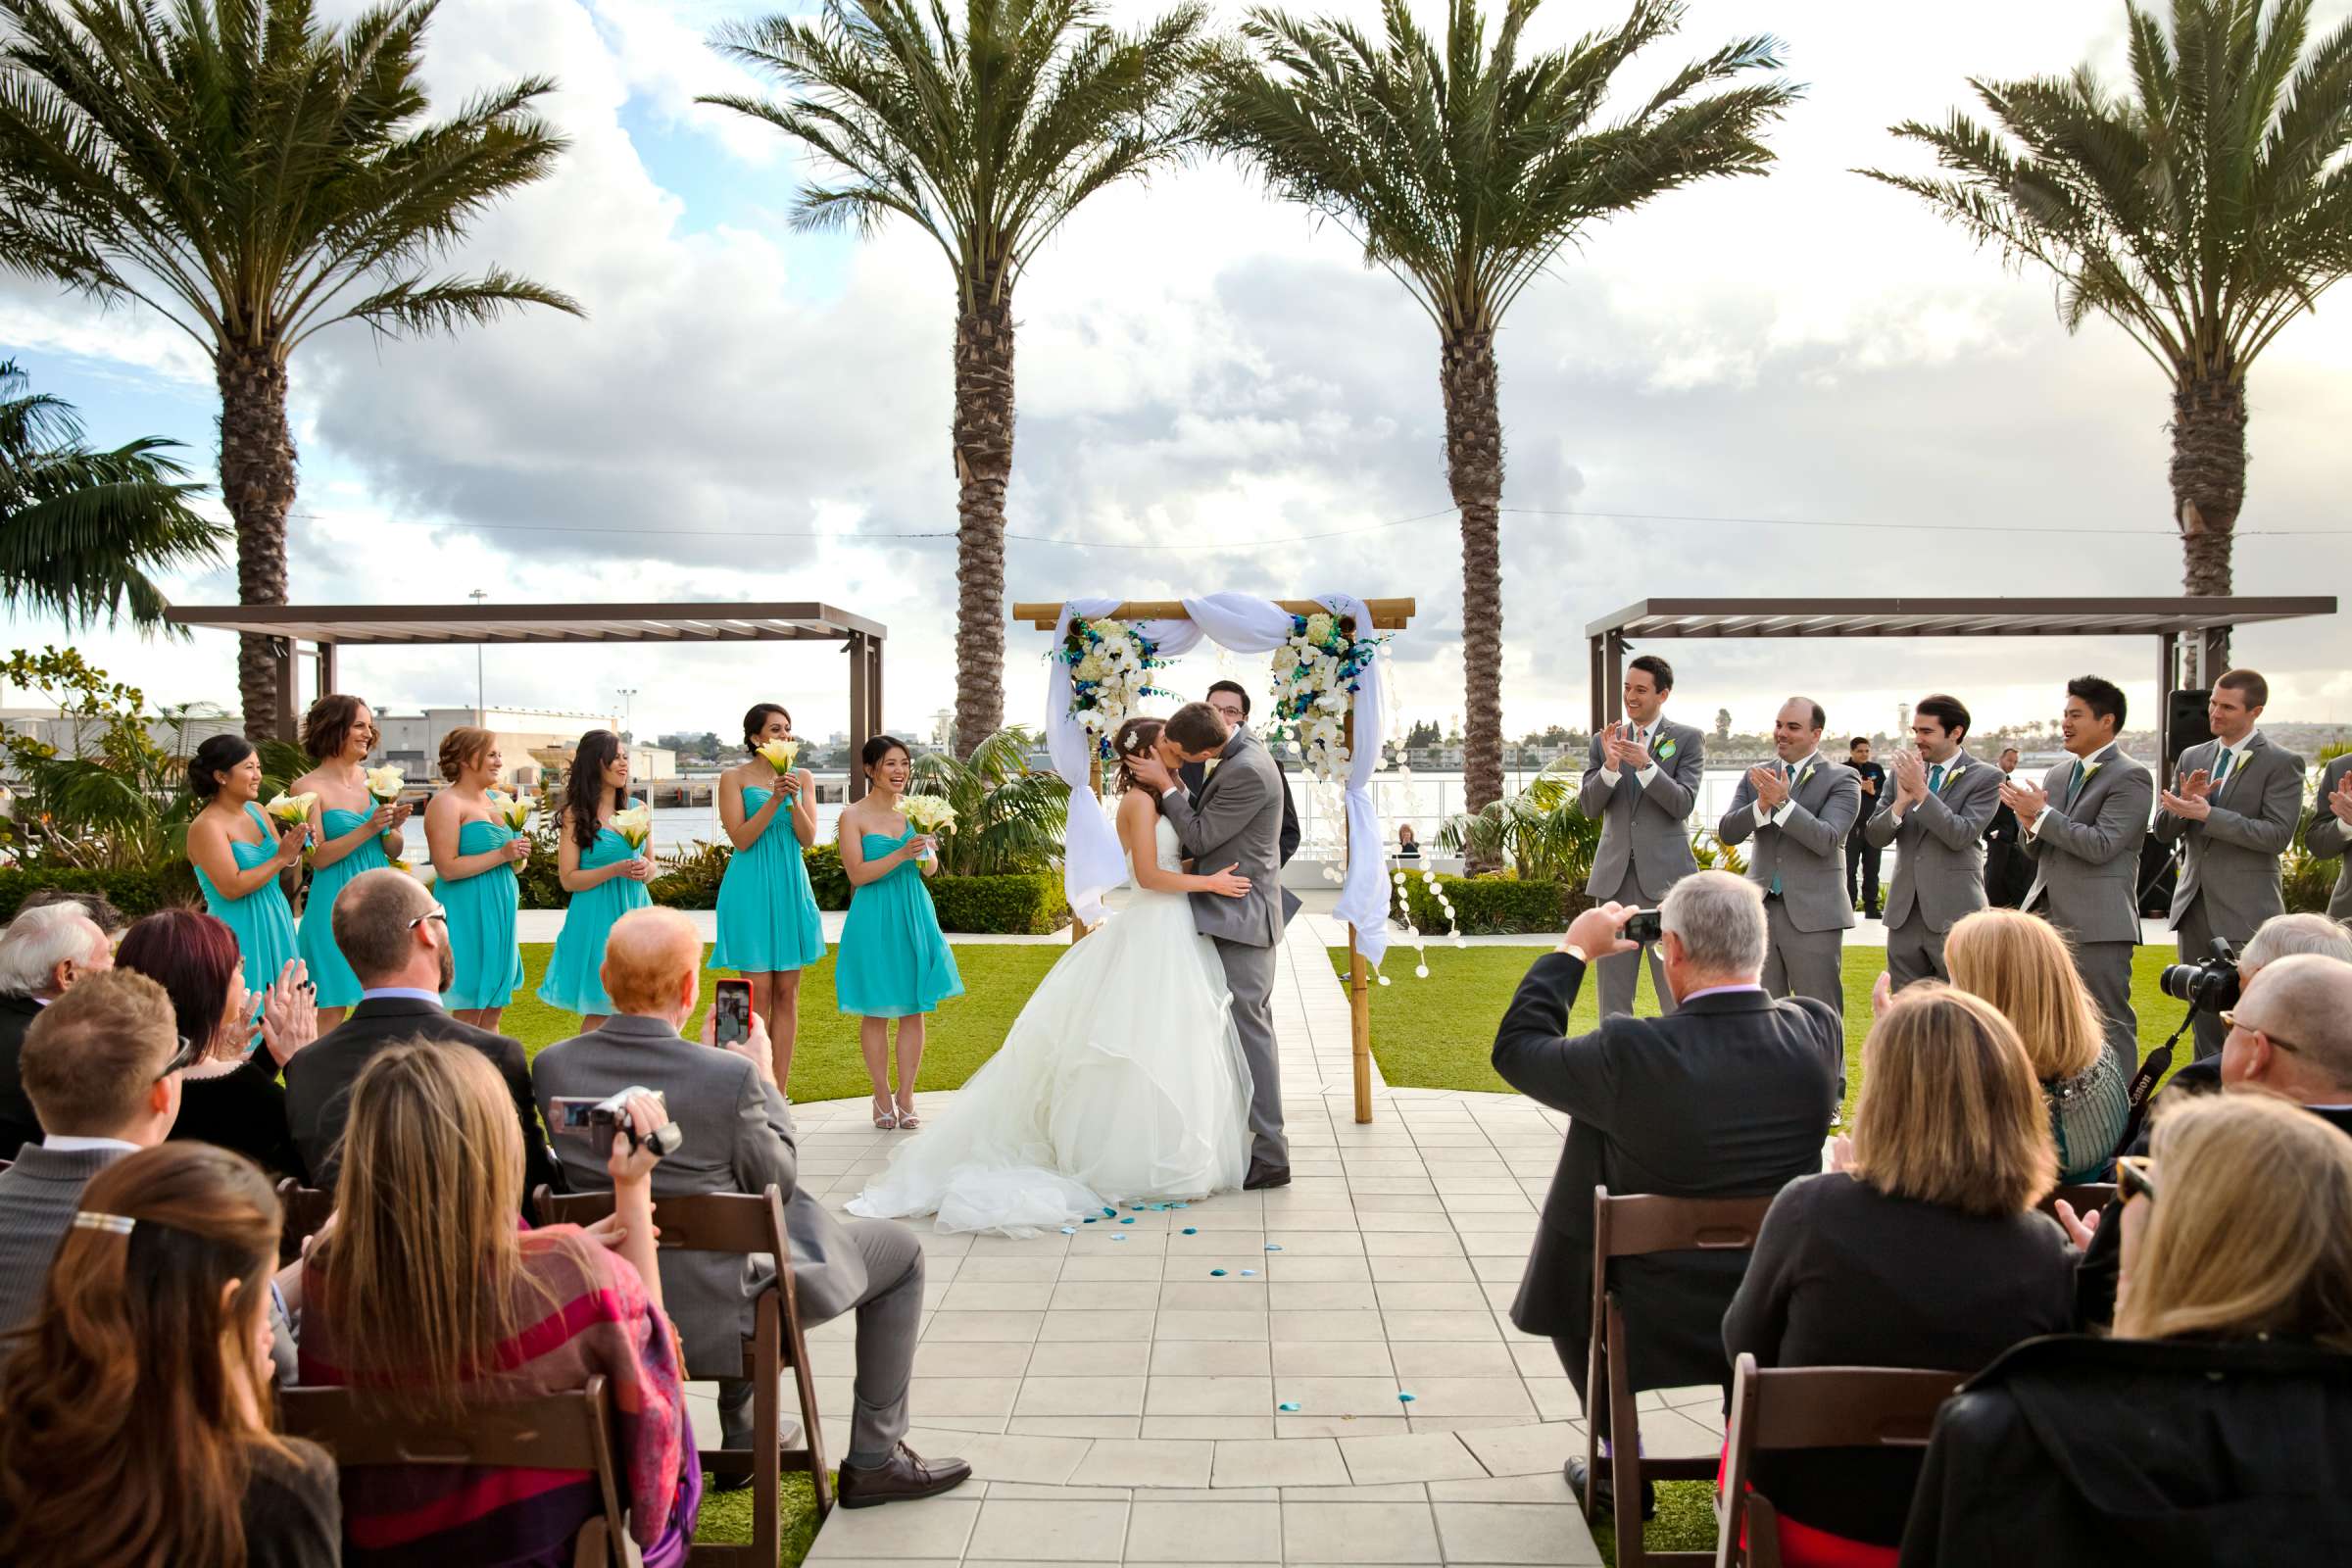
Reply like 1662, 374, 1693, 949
1927, 761, 1945, 795
1769, 762, 1788, 897
2213, 747, 2233, 790
2067, 758, 2088, 805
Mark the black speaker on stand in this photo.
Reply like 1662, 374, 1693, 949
2141, 689, 2214, 916
2167, 688, 2213, 764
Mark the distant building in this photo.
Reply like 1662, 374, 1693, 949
368, 709, 676, 791
0, 706, 243, 765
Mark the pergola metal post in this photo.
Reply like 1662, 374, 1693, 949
272, 639, 299, 743
1588, 634, 1607, 735
1602, 632, 1626, 728
2156, 631, 2180, 786
316, 643, 338, 708
847, 631, 872, 802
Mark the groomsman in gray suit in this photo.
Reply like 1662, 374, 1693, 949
2006, 675, 2155, 1079
1578, 654, 1706, 1016
1866, 693, 2005, 988
2307, 750, 2352, 922
1718, 697, 1863, 1016
2154, 669, 2307, 1059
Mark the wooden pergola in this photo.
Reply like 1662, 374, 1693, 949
1585, 595, 2337, 775
164, 602, 890, 797
1014, 597, 1417, 1125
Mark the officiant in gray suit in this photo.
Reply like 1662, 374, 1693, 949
1718, 697, 1863, 1019
1579, 655, 1707, 1016
2154, 669, 2306, 1059
1866, 694, 2006, 988
1135, 702, 1299, 1190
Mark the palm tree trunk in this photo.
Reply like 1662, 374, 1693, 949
216, 345, 296, 741
952, 269, 1014, 758
2170, 368, 2245, 664
1442, 326, 1506, 838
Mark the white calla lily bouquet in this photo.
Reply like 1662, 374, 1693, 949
611, 802, 653, 853
900, 794, 956, 862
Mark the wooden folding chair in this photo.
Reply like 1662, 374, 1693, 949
1713, 1352, 1962, 1568
281, 1376, 643, 1568
1583, 1188, 1777, 1568
274, 1177, 334, 1265
2037, 1182, 2116, 1222
536, 1183, 832, 1564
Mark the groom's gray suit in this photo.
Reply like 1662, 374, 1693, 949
1159, 726, 1296, 1170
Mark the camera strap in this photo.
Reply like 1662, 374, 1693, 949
2109, 1014, 2193, 1165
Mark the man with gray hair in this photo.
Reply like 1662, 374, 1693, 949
1492, 870, 1840, 1515
0, 899, 115, 1158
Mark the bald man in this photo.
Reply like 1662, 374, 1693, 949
531, 907, 968, 1507
2216, 955, 2352, 1136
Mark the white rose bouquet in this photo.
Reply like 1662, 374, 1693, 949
1058, 615, 1171, 760
1269, 609, 1389, 781
899, 794, 956, 862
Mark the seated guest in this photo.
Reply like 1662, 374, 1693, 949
534, 906, 969, 1506
1943, 908, 2128, 1180
1492, 870, 1839, 1514
0, 1143, 338, 1567
1723, 986, 2073, 1565
283, 867, 554, 1198
1904, 1092, 2352, 1567
1396, 824, 1421, 858
301, 1041, 696, 1565
118, 908, 315, 1181
0, 900, 115, 1157
2129, 911, 2352, 1134
0, 969, 190, 1332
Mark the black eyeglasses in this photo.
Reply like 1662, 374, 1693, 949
2116, 1154, 2159, 1205
158, 1033, 206, 1079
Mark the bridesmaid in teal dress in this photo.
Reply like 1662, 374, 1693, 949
537, 729, 657, 1029
290, 695, 412, 1029
184, 735, 310, 996
835, 736, 962, 1130
424, 724, 531, 1029
713, 703, 825, 1087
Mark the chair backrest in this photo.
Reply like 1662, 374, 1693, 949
1716, 1351, 1963, 1568
532, 1185, 790, 1258
2038, 1182, 2116, 1220
1594, 1188, 1777, 1263
280, 1376, 634, 1566
275, 1178, 334, 1266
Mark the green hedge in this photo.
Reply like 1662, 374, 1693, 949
1392, 871, 1570, 935
0, 863, 199, 923
927, 871, 1069, 935
803, 842, 851, 909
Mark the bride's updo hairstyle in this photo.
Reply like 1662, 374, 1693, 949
1108, 718, 1164, 794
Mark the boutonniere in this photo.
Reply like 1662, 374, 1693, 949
1942, 764, 1966, 788
1797, 762, 1816, 787
2082, 760, 2105, 781
1656, 737, 1678, 760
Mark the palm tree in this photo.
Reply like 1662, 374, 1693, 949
1205, 0, 1794, 820
0, 0, 579, 738
910, 724, 1070, 875
1863, 0, 2352, 651
0, 360, 224, 631
701, 0, 1210, 758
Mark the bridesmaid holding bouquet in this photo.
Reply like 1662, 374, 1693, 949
183, 734, 309, 997
290, 694, 412, 1029
424, 725, 531, 1029
835, 735, 962, 1129
536, 729, 657, 1030
712, 703, 825, 1086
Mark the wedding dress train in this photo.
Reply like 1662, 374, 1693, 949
846, 814, 1253, 1236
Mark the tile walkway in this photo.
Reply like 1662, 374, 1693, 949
737, 918, 1730, 1567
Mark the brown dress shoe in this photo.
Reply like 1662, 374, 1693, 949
1243, 1159, 1292, 1190
835, 1443, 974, 1508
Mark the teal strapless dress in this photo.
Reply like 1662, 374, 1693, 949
537, 826, 655, 1016
441, 818, 525, 1010
296, 806, 394, 1007
196, 802, 300, 993
835, 827, 962, 1018
712, 785, 827, 975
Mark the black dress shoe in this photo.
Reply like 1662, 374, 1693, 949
836, 1443, 973, 1508
1562, 1454, 1655, 1519
1243, 1160, 1292, 1190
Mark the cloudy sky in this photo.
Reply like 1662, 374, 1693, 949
7, 0, 2351, 748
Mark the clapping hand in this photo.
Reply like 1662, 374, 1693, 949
2160, 766, 2215, 821
1999, 777, 2047, 825
1614, 725, 1654, 771
260, 959, 318, 1067
1871, 969, 1893, 1018
273, 821, 312, 863
1890, 749, 1930, 805
2331, 772, 2352, 826
1747, 764, 1790, 811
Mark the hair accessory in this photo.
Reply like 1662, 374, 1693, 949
72, 1211, 135, 1236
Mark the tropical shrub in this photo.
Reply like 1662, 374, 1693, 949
1394, 871, 1565, 934
2281, 740, 2349, 915
0, 862, 196, 921
910, 727, 1069, 876
1437, 759, 1600, 885
928, 872, 1069, 935
804, 842, 851, 909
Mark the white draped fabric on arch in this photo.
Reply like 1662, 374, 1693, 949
1043, 592, 1393, 965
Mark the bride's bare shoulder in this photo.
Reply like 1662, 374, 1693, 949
1115, 785, 1156, 824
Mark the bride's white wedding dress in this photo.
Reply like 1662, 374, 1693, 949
846, 814, 1253, 1236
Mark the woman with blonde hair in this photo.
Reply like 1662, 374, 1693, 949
1904, 1092, 2352, 1565
423, 724, 530, 1027
1722, 985, 2073, 1565
1944, 907, 2130, 1180
299, 1041, 699, 1565
0, 1143, 338, 1567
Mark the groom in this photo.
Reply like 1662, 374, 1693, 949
1133, 702, 1298, 1189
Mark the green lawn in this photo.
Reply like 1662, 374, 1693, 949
1332, 944, 2193, 1118
506, 942, 1065, 1103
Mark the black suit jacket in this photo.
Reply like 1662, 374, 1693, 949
1181, 748, 1300, 866
282, 996, 556, 1200
1491, 953, 1839, 1393
0, 994, 44, 1159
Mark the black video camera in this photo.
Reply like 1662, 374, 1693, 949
2158, 938, 2241, 1014
549, 1087, 686, 1161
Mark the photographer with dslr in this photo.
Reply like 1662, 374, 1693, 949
532, 907, 966, 1507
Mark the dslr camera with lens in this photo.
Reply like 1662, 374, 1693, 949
548, 1086, 686, 1160
2158, 938, 2241, 1014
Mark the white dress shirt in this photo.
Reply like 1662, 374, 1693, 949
1759, 752, 1820, 828
1597, 720, 1665, 789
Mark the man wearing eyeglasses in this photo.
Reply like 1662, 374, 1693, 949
282, 868, 555, 1206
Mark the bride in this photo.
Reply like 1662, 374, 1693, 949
847, 715, 1256, 1235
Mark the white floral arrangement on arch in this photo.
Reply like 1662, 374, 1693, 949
1269, 610, 1387, 782
1058, 616, 1174, 761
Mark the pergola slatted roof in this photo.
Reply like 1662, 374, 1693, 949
1586, 596, 2332, 642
